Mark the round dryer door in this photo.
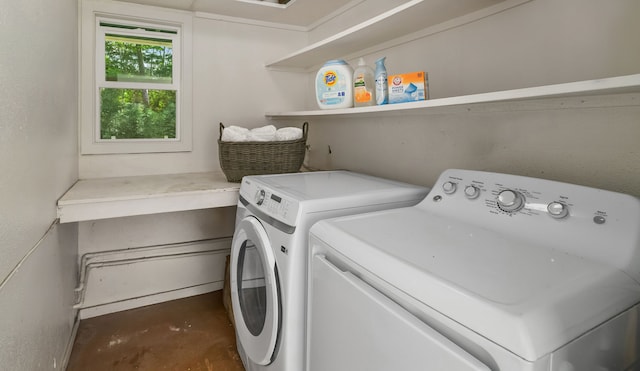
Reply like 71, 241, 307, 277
230, 216, 280, 366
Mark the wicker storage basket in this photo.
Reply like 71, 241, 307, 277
218, 122, 308, 182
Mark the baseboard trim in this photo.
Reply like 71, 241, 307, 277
61, 310, 80, 370
79, 282, 224, 319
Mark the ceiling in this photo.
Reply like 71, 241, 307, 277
115, 0, 366, 28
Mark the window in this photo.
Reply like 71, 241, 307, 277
81, 2, 192, 154
97, 22, 178, 141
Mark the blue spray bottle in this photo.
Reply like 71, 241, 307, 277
375, 57, 388, 105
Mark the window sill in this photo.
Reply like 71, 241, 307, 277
57, 172, 239, 223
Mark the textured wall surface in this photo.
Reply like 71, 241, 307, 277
301, 0, 640, 196
0, 0, 79, 368
78, 12, 308, 178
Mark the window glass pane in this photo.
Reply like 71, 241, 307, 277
105, 33, 173, 83
100, 88, 176, 139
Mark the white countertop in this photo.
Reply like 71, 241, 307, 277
57, 172, 240, 223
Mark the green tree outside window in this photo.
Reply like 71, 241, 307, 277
100, 31, 177, 140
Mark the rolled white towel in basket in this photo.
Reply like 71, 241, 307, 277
221, 125, 250, 142
275, 127, 303, 141
221, 124, 302, 142
247, 125, 277, 141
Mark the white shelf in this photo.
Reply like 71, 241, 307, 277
266, 74, 640, 118
57, 172, 240, 223
265, 0, 528, 70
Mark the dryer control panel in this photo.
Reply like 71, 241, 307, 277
239, 177, 300, 228
420, 169, 640, 283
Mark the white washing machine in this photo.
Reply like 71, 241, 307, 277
229, 170, 429, 371
308, 169, 640, 371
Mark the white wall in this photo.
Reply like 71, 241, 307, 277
73, 6, 309, 313
0, 224, 78, 370
78, 209, 235, 257
67, 0, 640, 320
307, 0, 407, 43
297, 0, 640, 196
9, 2, 638, 366
79, 12, 308, 178
0, 0, 79, 368
74, 208, 236, 317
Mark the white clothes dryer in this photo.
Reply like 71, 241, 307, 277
229, 170, 429, 371
308, 169, 640, 371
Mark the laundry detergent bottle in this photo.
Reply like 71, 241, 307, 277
315, 60, 353, 109
374, 57, 389, 105
353, 58, 375, 107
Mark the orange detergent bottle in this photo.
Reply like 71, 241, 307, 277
353, 58, 375, 107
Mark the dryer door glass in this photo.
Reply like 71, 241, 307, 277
230, 216, 280, 366
237, 239, 267, 336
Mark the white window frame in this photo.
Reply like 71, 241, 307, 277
80, 1, 193, 154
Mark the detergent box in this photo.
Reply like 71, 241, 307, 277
387, 71, 428, 104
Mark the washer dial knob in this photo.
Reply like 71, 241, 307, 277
464, 185, 480, 199
547, 201, 569, 219
497, 189, 525, 212
442, 181, 457, 194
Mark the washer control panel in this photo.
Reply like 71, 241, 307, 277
435, 171, 577, 220
428, 169, 640, 228
423, 169, 640, 280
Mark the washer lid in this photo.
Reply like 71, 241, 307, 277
310, 207, 640, 362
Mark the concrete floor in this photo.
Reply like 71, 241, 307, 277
66, 291, 245, 371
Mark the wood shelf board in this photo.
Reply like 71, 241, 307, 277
57, 172, 240, 223
265, 74, 640, 118
266, 0, 510, 70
